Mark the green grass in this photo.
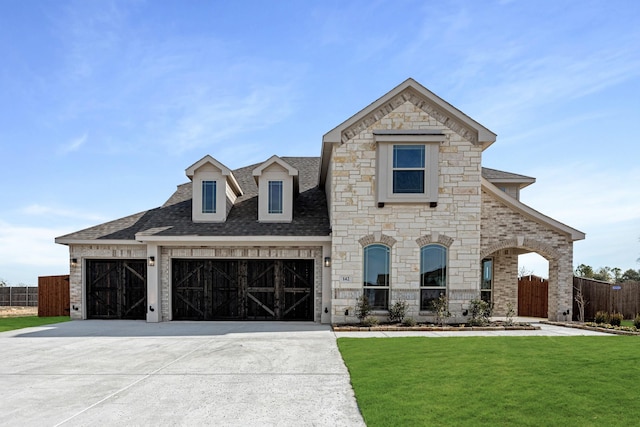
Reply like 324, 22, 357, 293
0, 316, 70, 332
338, 336, 640, 427
620, 319, 635, 327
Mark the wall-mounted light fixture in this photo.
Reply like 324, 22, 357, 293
71, 258, 78, 267
324, 257, 331, 267
149, 256, 155, 267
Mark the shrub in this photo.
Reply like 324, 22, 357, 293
362, 315, 379, 327
634, 314, 640, 329
505, 302, 515, 326
388, 300, 409, 323
402, 317, 417, 327
468, 299, 492, 326
431, 294, 451, 326
355, 295, 372, 322
594, 311, 609, 324
609, 312, 623, 326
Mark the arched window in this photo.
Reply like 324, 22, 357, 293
363, 244, 390, 310
420, 244, 447, 311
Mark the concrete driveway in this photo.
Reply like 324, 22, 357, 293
0, 321, 365, 427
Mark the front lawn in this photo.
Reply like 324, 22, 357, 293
0, 316, 70, 332
338, 336, 639, 426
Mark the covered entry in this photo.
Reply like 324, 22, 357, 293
86, 259, 147, 319
172, 259, 314, 321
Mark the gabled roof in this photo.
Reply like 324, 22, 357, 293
55, 157, 329, 244
320, 78, 497, 185
185, 154, 243, 196
252, 155, 300, 192
482, 178, 585, 241
482, 167, 536, 190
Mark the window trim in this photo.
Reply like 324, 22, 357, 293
374, 132, 442, 204
419, 244, 448, 311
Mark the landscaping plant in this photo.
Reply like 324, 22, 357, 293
430, 294, 450, 326
388, 300, 408, 323
468, 299, 492, 326
355, 294, 372, 323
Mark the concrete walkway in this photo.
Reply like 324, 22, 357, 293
0, 319, 613, 426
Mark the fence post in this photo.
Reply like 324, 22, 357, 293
9, 286, 12, 306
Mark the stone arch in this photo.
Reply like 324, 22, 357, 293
358, 233, 397, 248
416, 232, 454, 248
481, 237, 560, 261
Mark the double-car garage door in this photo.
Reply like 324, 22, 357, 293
85, 258, 314, 321
172, 259, 314, 321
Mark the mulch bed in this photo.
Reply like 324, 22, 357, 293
333, 323, 539, 332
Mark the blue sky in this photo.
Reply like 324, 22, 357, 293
1, 0, 639, 285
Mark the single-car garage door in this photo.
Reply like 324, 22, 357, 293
86, 259, 147, 319
172, 259, 314, 321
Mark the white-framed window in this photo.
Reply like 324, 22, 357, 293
363, 244, 390, 310
202, 180, 217, 214
268, 180, 283, 214
393, 145, 426, 193
420, 244, 447, 310
374, 132, 442, 204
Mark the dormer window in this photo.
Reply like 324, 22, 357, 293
253, 156, 298, 223
268, 180, 283, 214
202, 181, 217, 213
186, 155, 242, 223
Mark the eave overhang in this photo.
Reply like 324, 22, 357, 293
482, 178, 585, 241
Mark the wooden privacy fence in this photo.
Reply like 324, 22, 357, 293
0, 286, 38, 306
573, 277, 640, 321
518, 275, 548, 318
38, 275, 70, 317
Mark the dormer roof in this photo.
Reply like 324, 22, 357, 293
252, 155, 300, 190
185, 154, 243, 196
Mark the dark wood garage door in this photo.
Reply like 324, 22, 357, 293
172, 259, 314, 321
86, 260, 147, 319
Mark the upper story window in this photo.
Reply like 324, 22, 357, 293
374, 131, 442, 204
393, 145, 426, 193
268, 180, 283, 214
253, 156, 298, 223
186, 155, 243, 223
202, 181, 217, 213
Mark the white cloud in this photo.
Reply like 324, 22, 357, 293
0, 220, 72, 285
59, 132, 88, 153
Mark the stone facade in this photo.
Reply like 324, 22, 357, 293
329, 101, 484, 323
58, 78, 583, 324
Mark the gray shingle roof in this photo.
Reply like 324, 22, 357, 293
55, 158, 533, 243
56, 157, 330, 242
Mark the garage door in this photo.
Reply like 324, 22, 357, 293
86, 260, 147, 319
172, 259, 314, 321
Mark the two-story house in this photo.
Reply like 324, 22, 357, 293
56, 78, 584, 323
